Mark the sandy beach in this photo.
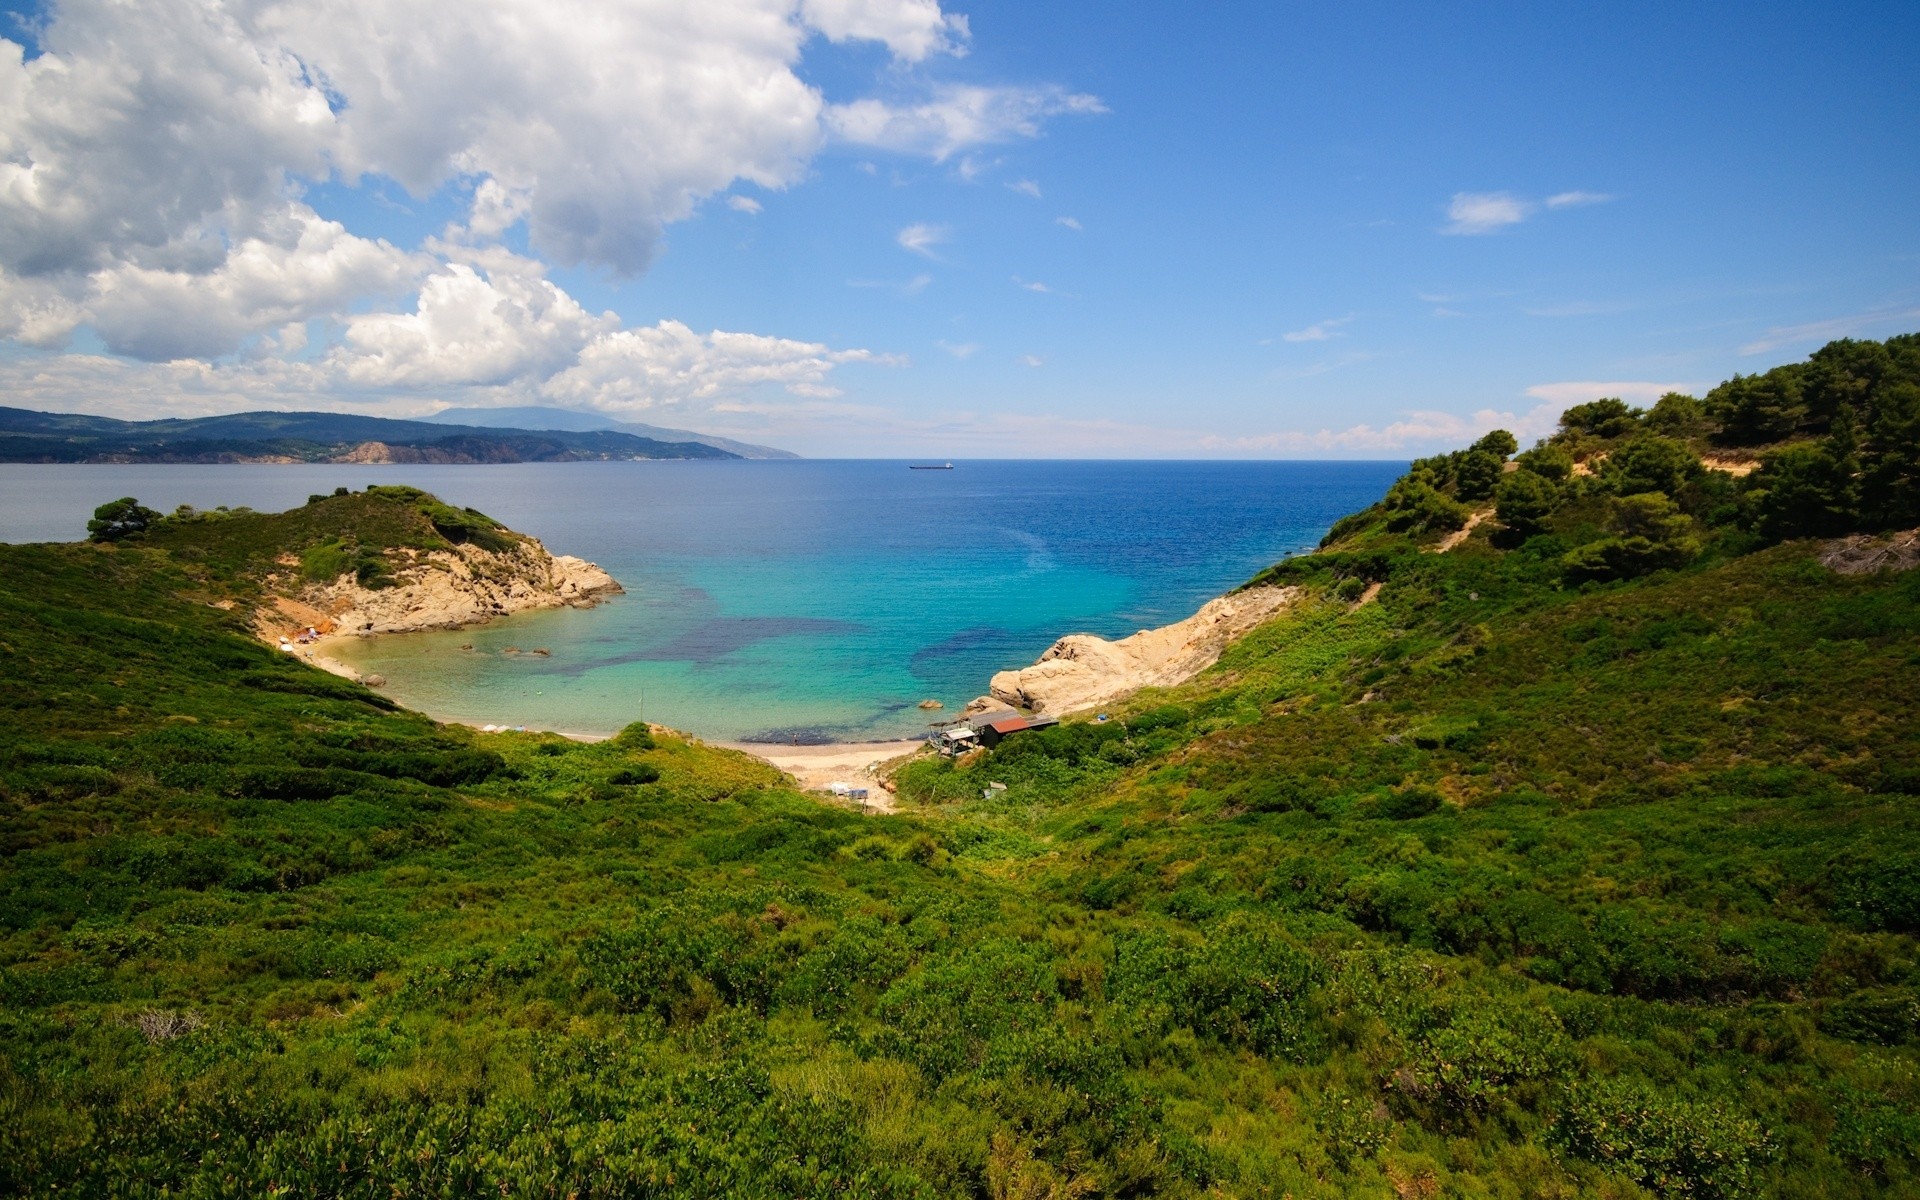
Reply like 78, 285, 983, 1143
720, 739, 924, 812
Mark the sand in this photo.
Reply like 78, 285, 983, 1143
720, 739, 924, 812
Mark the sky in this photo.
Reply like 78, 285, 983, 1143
0, 0, 1915, 457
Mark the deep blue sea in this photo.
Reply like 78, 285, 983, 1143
0, 460, 1403, 740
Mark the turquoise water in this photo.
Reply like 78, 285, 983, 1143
0, 460, 1403, 740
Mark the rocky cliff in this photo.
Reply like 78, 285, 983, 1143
279, 538, 620, 637
986, 585, 1300, 716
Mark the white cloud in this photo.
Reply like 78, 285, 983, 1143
334, 259, 614, 389
897, 222, 948, 257
1014, 277, 1050, 293
542, 320, 893, 410
937, 339, 978, 358
466, 179, 533, 239
1523, 380, 1703, 406
1442, 188, 1615, 235
827, 84, 1105, 160
1019, 353, 1044, 367
1055, 216, 1082, 230
0, 204, 421, 360
799, 0, 968, 62
1006, 179, 1042, 198
0, 0, 1097, 367
1281, 317, 1351, 343
1442, 192, 1533, 235
727, 195, 765, 215
1737, 307, 1920, 356
1545, 190, 1614, 209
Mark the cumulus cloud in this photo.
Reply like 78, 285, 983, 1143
542, 320, 894, 410
1006, 179, 1042, 198
896, 223, 948, 257
1055, 216, 1082, 230
1442, 192, 1533, 235
799, 0, 969, 62
827, 84, 1105, 160
333, 259, 615, 389
727, 195, 765, 214
0, 0, 1097, 373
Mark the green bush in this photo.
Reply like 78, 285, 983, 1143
1556, 1077, 1773, 1199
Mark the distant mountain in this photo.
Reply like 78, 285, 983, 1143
424, 406, 798, 460
0, 406, 740, 464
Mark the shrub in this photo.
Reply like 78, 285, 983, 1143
300, 539, 352, 582
1378, 786, 1444, 820
612, 722, 657, 751
1556, 1077, 1773, 1200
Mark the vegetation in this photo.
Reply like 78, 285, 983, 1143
3, 337, 1918, 1197
0, 405, 738, 463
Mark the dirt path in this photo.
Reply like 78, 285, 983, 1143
1430, 508, 1491, 554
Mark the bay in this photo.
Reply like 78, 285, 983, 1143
0, 460, 1403, 740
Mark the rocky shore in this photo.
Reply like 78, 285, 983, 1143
255, 536, 620, 677
980, 585, 1301, 716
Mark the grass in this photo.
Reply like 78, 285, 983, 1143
2, 435, 1918, 1196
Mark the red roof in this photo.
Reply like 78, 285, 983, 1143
986, 717, 1030, 734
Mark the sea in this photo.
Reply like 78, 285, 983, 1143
0, 460, 1404, 742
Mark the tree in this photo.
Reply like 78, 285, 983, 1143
1515, 444, 1575, 481
1751, 440, 1857, 540
1470, 429, 1519, 459
1644, 392, 1709, 437
1559, 398, 1641, 439
1563, 493, 1699, 582
1800, 338, 1893, 431
1860, 382, 1920, 529
86, 497, 160, 543
1453, 450, 1506, 501
1494, 470, 1559, 540
1705, 368, 1803, 445
1603, 434, 1703, 498
1381, 475, 1471, 536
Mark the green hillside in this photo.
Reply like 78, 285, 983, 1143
2, 338, 1918, 1197
0, 406, 739, 463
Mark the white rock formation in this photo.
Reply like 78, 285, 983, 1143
302, 538, 621, 636
988, 585, 1300, 716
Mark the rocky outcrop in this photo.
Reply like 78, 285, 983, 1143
296, 538, 621, 636
988, 585, 1301, 716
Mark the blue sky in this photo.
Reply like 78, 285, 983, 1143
0, 0, 1914, 455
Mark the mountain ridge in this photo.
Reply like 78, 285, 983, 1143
0, 406, 741, 464
423, 404, 797, 460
